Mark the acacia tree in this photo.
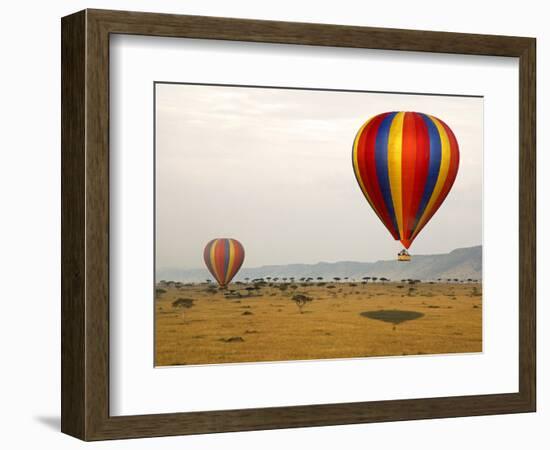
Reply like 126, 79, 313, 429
172, 298, 194, 323
292, 293, 313, 314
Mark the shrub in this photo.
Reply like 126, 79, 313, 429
224, 290, 242, 299
172, 298, 194, 308
292, 293, 313, 313
471, 287, 482, 296
172, 298, 194, 322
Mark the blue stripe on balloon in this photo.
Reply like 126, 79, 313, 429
411, 114, 442, 232
223, 239, 230, 282
374, 112, 399, 236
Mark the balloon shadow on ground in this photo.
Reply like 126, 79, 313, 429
360, 309, 424, 325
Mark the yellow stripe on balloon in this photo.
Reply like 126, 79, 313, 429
209, 240, 221, 283
387, 112, 405, 239
225, 239, 236, 285
411, 116, 451, 239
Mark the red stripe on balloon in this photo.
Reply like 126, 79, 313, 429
400, 112, 417, 241
354, 119, 381, 219
405, 112, 430, 241
411, 120, 460, 239
231, 240, 244, 278
214, 240, 226, 285
356, 113, 400, 239
230, 239, 245, 282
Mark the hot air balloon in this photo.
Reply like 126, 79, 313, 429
203, 238, 245, 287
352, 112, 459, 261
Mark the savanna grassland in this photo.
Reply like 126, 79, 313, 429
154, 280, 482, 366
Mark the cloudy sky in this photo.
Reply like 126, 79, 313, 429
155, 83, 482, 269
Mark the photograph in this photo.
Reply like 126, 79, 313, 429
154, 82, 483, 366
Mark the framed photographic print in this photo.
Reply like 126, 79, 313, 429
61, 9, 536, 440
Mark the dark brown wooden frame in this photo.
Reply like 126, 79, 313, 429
61, 8, 536, 441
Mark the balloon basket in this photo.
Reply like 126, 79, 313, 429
397, 249, 411, 262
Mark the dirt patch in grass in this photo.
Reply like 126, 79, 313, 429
219, 336, 245, 343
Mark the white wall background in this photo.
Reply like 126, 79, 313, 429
0, 1, 545, 449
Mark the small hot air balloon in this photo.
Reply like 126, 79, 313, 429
203, 238, 245, 288
352, 112, 459, 260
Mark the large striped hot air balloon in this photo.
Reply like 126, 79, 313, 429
352, 111, 459, 256
203, 238, 245, 288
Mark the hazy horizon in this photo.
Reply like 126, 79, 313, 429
156, 245, 482, 285
156, 83, 483, 270
158, 243, 482, 271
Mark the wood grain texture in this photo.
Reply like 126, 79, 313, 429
85, 10, 111, 439
61, 10, 86, 439
61, 8, 536, 441
518, 39, 536, 409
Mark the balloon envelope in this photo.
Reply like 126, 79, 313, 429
352, 111, 459, 249
203, 238, 245, 287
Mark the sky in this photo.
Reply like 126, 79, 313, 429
155, 83, 483, 270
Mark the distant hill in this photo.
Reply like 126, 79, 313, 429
157, 245, 482, 283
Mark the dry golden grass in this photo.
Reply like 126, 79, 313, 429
155, 281, 482, 366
